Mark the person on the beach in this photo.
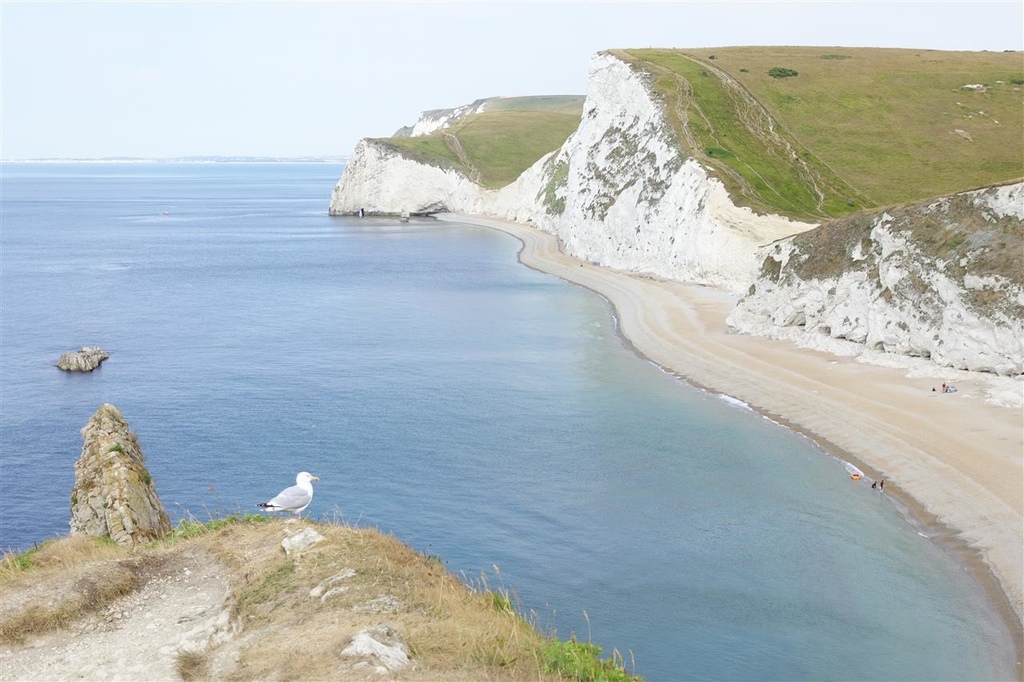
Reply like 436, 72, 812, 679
880, 480, 885, 490
872, 481, 878, 489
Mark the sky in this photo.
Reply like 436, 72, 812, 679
2, 1, 1022, 160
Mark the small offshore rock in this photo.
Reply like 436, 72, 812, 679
57, 346, 110, 372
69, 404, 171, 546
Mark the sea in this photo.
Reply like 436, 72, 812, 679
0, 162, 1015, 681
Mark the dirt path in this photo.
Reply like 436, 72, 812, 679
442, 132, 481, 183
0, 547, 233, 681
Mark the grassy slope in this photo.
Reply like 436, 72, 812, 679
620, 47, 1023, 217
479, 95, 585, 115
1, 519, 640, 681
614, 48, 867, 219
377, 96, 584, 189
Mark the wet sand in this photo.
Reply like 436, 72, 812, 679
439, 213, 1024, 665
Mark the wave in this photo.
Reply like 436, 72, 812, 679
715, 393, 752, 411
842, 460, 865, 478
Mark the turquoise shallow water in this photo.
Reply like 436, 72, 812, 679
0, 163, 1015, 680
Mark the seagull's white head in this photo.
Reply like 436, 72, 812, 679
296, 471, 319, 485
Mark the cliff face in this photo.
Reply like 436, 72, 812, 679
330, 52, 815, 294
728, 184, 1024, 376
329, 51, 1023, 377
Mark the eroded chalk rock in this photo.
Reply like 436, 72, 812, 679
281, 527, 325, 558
310, 568, 357, 602
70, 404, 171, 546
341, 625, 411, 673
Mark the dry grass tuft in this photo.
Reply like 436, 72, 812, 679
175, 648, 211, 681
0, 534, 126, 586
0, 559, 138, 645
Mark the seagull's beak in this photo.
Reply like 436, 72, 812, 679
311, 475, 320, 481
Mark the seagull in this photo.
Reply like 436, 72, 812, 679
257, 471, 319, 518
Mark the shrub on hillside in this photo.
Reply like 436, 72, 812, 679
768, 67, 799, 79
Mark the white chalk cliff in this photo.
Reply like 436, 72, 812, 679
331, 52, 815, 294
728, 184, 1024, 377
330, 52, 1023, 379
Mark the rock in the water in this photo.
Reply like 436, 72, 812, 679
70, 404, 171, 547
57, 347, 109, 372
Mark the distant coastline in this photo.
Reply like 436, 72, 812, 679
1, 156, 348, 164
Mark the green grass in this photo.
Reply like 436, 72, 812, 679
376, 96, 583, 189
169, 512, 270, 540
660, 47, 1023, 209
1, 543, 45, 573
476, 94, 584, 115
382, 109, 581, 189
457, 110, 582, 188
617, 48, 863, 219
376, 136, 465, 174
542, 638, 641, 681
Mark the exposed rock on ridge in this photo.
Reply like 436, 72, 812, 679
70, 404, 171, 547
392, 98, 490, 138
727, 183, 1024, 376
57, 347, 109, 372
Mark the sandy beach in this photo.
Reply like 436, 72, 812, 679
440, 213, 1024, 657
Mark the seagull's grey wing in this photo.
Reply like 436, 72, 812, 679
266, 484, 312, 511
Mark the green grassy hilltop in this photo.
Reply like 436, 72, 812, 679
373, 48, 1023, 221
379, 95, 585, 189
621, 47, 1023, 218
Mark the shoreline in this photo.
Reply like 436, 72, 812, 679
438, 213, 1024, 673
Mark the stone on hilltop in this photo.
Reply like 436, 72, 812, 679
57, 347, 110, 372
70, 404, 171, 547
341, 625, 411, 673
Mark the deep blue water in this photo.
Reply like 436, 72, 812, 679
0, 163, 1014, 680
